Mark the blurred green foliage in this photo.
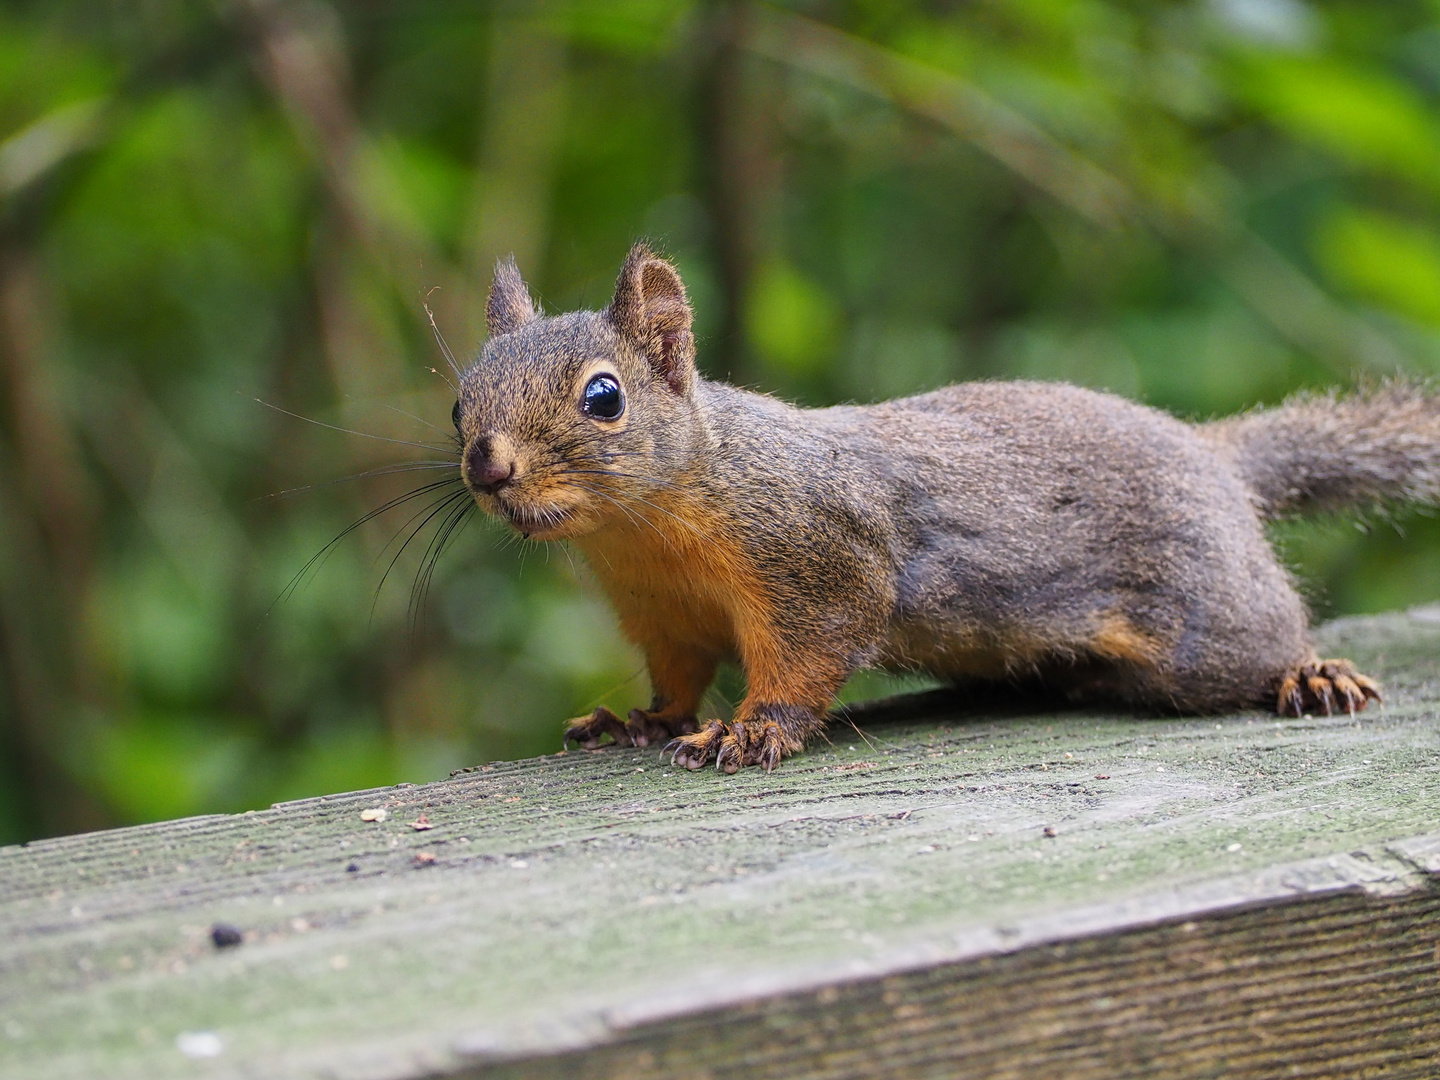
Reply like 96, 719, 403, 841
2, 0, 1440, 842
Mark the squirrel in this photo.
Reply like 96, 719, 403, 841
453, 240, 1439, 774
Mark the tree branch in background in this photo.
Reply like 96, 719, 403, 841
239, 0, 450, 424
743, 6, 1412, 377
698, 1, 786, 383
464, 16, 568, 343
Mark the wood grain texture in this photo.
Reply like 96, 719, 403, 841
2, 610, 1439, 1080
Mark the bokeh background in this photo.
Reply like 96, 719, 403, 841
4, 0, 1440, 843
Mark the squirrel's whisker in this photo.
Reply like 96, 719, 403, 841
598, 484, 710, 541
378, 402, 457, 439
249, 395, 457, 454
373, 489, 473, 620
270, 477, 466, 613
567, 481, 674, 550
423, 297, 464, 382
259, 462, 461, 502
563, 466, 690, 496
373, 485, 469, 568
409, 496, 476, 626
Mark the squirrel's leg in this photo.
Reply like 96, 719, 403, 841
667, 635, 850, 773
625, 643, 717, 746
564, 642, 715, 749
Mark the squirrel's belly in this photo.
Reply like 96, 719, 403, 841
877, 618, 1050, 680
878, 611, 1162, 681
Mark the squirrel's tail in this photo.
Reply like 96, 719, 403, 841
1199, 380, 1440, 520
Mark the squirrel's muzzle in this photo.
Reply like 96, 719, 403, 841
464, 437, 516, 495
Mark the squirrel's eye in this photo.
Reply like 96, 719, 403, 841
451, 400, 462, 432
582, 374, 624, 421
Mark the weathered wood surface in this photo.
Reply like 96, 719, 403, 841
3, 611, 1440, 1080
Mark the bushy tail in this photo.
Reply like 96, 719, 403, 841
1199, 380, 1440, 520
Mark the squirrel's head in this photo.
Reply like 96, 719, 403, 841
454, 242, 698, 540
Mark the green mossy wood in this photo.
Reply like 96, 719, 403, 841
4, 612, 1440, 1080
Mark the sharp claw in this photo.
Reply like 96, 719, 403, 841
659, 720, 791, 775
1331, 676, 1360, 716
1278, 661, 1382, 719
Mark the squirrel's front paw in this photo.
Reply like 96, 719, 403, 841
1276, 659, 1382, 717
564, 706, 633, 749
664, 721, 727, 769
625, 708, 699, 747
567, 707, 701, 750
665, 720, 791, 773
716, 720, 787, 774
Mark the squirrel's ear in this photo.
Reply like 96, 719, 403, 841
607, 242, 695, 395
486, 256, 538, 337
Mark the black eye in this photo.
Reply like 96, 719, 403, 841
451, 400, 462, 432
582, 374, 624, 421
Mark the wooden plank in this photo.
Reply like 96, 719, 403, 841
2, 610, 1439, 1080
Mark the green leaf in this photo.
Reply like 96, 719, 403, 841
745, 258, 843, 377
1238, 55, 1440, 192
1313, 205, 1440, 327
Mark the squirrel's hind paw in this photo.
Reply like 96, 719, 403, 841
1276, 659, 1382, 718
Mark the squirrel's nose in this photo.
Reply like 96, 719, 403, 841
465, 440, 516, 494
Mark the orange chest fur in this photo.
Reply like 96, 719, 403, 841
576, 508, 762, 657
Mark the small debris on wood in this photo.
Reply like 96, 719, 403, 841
360, 808, 387, 822
1043, 826, 1058, 838
345, 862, 359, 873
176, 1031, 224, 1059
1094, 774, 1110, 780
413, 852, 436, 868
408, 815, 433, 831
210, 923, 243, 949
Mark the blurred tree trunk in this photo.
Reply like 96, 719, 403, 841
0, 249, 108, 838
465, 15, 569, 343
696, 1, 783, 383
